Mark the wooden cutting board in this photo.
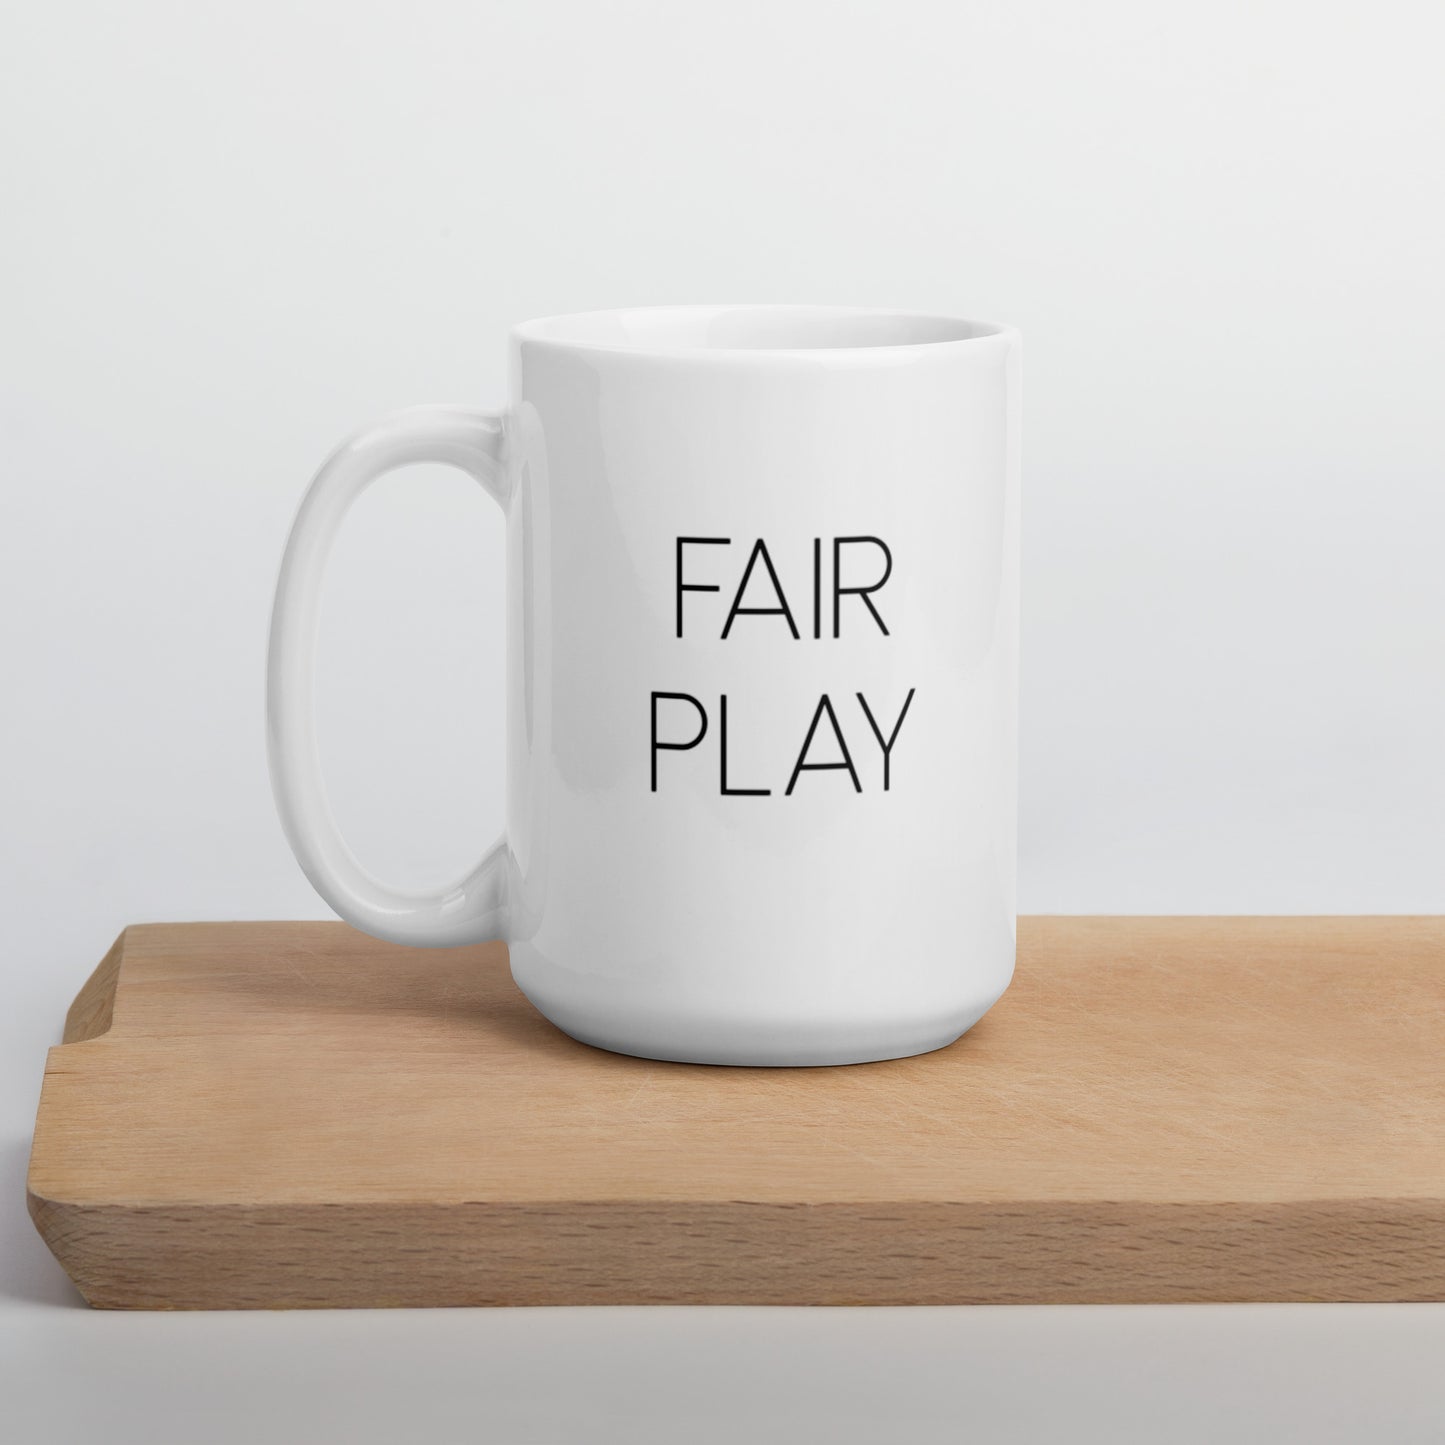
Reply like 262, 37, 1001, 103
27, 918, 1445, 1309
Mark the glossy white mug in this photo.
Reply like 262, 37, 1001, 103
268, 305, 1020, 1066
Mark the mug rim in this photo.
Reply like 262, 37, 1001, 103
511, 304, 1016, 359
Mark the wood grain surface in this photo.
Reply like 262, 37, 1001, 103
27, 918, 1445, 1308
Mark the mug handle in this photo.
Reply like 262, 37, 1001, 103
267, 405, 511, 947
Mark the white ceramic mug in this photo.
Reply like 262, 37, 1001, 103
268, 305, 1020, 1066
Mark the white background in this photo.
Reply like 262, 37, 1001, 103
3, 1, 1443, 1440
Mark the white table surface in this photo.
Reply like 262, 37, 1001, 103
6, 1248, 1445, 1444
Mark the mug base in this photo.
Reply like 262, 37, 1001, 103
524, 993, 1004, 1068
